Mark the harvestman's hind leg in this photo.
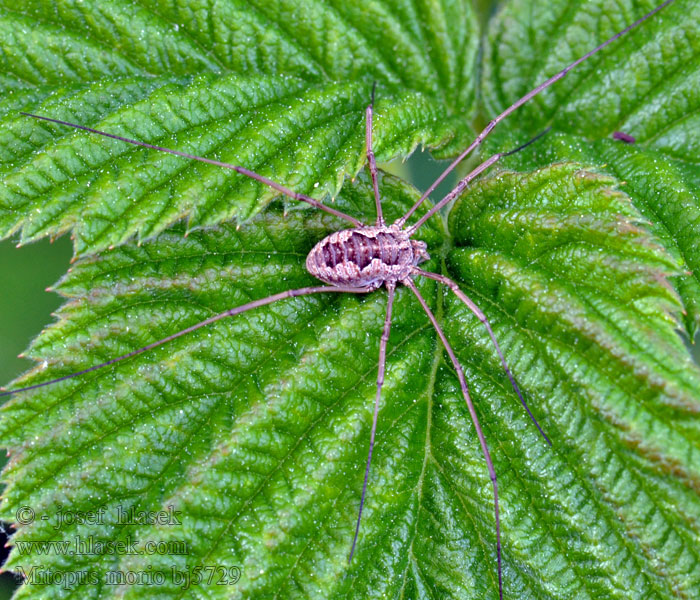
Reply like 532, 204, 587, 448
414, 268, 551, 446
404, 278, 503, 600
365, 84, 383, 226
349, 282, 396, 560
0, 285, 368, 397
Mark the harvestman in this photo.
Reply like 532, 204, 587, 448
1, 1, 675, 597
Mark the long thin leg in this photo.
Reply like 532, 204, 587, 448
349, 282, 395, 561
20, 113, 364, 228
405, 278, 503, 600
414, 268, 551, 446
0, 285, 368, 398
406, 129, 548, 235
407, 151, 501, 235
365, 84, 383, 227
394, 0, 675, 229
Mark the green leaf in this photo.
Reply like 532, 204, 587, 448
0, 0, 479, 254
2, 1, 700, 599
481, 0, 700, 334
2, 170, 699, 599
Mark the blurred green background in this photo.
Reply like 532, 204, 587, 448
0, 235, 72, 599
0, 236, 73, 385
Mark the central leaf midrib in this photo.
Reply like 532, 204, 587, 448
169, 301, 436, 598
400, 323, 439, 588
268, 318, 436, 600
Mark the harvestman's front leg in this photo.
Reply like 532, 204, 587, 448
349, 282, 396, 560
404, 127, 551, 236
19, 113, 364, 228
404, 278, 503, 600
414, 268, 551, 445
394, 0, 676, 228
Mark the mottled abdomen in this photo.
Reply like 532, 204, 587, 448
306, 225, 429, 289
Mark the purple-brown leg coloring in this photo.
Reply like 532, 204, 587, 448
6, 4, 678, 595
396, 0, 675, 229
406, 151, 503, 235
405, 278, 502, 599
414, 268, 551, 446
349, 282, 396, 561
365, 85, 383, 227
407, 127, 550, 236
19, 113, 364, 228
0, 285, 368, 398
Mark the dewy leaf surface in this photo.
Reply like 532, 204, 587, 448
2, 1, 700, 599
2, 169, 700, 599
480, 0, 700, 334
0, 0, 478, 254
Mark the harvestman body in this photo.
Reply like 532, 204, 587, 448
1, 2, 674, 597
306, 225, 430, 289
